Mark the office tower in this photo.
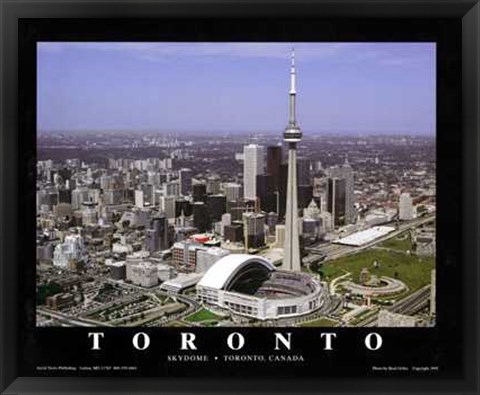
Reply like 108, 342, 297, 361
223, 182, 242, 202
399, 192, 414, 220
192, 201, 208, 233
243, 144, 264, 200
326, 161, 355, 226
297, 157, 311, 186
175, 198, 192, 218
256, 174, 276, 212
159, 195, 176, 220
145, 229, 159, 254
327, 177, 347, 227
151, 214, 169, 251
267, 145, 282, 191
179, 168, 193, 196
283, 49, 302, 272
243, 212, 266, 249
206, 175, 221, 195
164, 180, 180, 197
206, 194, 227, 225
193, 183, 207, 203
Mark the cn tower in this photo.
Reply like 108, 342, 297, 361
283, 49, 302, 272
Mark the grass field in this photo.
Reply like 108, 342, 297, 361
184, 308, 223, 323
319, 249, 434, 293
299, 317, 338, 327
379, 233, 412, 252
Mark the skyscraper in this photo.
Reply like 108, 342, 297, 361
327, 178, 346, 227
283, 49, 302, 272
326, 161, 355, 226
256, 174, 276, 212
192, 183, 207, 203
297, 157, 311, 186
223, 182, 242, 202
243, 144, 264, 201
179, 168, 193, 196
267, 145, 282, 191
151, 214, 169, 251
206, 175, 221, 195
243, 212, 266, 250
192, 201, 208, 233
206, 194, 227, 225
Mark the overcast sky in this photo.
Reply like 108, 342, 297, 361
37, 42, 436, 135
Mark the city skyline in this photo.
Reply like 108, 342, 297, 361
38, 42, 436, 135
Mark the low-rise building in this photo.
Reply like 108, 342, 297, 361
45, 293, 75, 310
129, 261, 158, 288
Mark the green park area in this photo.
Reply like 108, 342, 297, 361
184, 308, 223, 323
318, 248, 434, 293
379, 232, 413, 252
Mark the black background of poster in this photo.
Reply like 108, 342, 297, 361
17, 17, 462, 378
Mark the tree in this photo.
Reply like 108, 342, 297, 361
36, 282, 63, 305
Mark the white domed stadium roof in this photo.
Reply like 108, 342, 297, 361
197, 254, 275, 290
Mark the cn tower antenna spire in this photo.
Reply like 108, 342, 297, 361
290, 48, 296, 94
283, 48, 302, 272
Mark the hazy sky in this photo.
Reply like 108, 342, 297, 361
37, 42, 436, 135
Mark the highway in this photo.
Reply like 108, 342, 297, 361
356, 284, 431, 327
37, 307, 112, 327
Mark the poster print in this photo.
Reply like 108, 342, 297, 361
31, 40, 446, 378
36, 42, 435, 329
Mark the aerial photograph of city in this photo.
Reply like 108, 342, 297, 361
36, 42, 436, 328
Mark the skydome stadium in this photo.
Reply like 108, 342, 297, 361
196, 255, 329, 320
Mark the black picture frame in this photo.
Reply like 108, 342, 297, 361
1, 1, 479, 394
